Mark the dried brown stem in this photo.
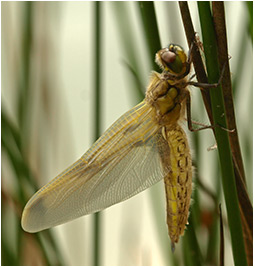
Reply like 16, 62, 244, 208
178, 1, 214, 126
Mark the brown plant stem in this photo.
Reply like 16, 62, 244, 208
212, 3, 252, 265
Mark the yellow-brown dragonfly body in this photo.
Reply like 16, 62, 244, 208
22, 44, 193, 248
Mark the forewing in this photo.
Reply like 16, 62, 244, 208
22, 101, 167, 233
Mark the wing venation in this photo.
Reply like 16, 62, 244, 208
21, 101, 167, 232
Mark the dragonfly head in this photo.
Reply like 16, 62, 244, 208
156, 44, 188, 77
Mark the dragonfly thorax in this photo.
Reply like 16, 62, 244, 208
145, 71, 189, 126
155, 87, 179, 115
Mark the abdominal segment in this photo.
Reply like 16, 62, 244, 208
160, 124, 192, 248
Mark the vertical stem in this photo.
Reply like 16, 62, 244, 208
212, 2, 246, 185
137, 1, 161, 71
18, 1, 33, 153
93, 1, 101, 266
18, 2, 33, 265
212, 3, 252, 265
197, 2, 247, 265
219, 204, 224, 266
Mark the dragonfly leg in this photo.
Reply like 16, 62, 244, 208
186, 93, 235, 133
186, 60, 227, 90
186, 92, 214, 132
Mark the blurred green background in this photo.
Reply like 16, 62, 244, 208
1, 1, 252, 265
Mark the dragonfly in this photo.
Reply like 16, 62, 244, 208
22, 44, 200, 250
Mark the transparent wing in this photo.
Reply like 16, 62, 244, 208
22, 101, 168, 233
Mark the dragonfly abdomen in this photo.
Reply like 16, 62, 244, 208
162, 124, 192, 247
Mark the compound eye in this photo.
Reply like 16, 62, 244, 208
161, 51, 176, 65
161, 49, 183, 74
155, 44, 188, 76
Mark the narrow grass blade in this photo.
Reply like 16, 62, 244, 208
246, 1, 253, 41
93, 2, 102, 266
137, 1, 161, 71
